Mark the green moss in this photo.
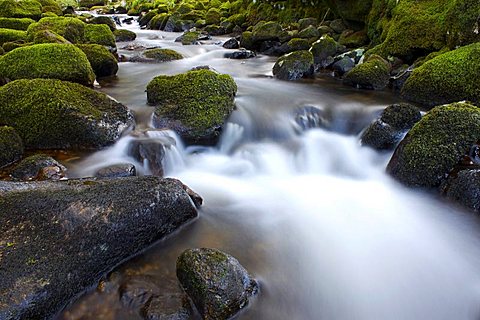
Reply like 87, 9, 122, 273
401, 43, 480, 108
148, 13, 169, 30
84, 23, 115, 47
297, 25, 319, 39
0, 0, 43, 20
113, 29, 136, 42
76, 44, 117, 78
338, 30, 368, 48
181, 10, 204, 22
0, 18, 35, 30
0, 43, 95, 85
205, 7, 221, 25
2, 40, 30, 52
0, 126, 24, 168
147, 69, 237, 141
138, 9, 158, 27
387, 102, 480, 187
88, 16, 115, 32
33, 29, 69, 43
380, 103, 421, 130
0, 28, 27, 45
224, 13, 245, 26
27, 17, 85, 43
343, 55, 390, 90
42, 5, 63, 16
285, 38, 310, 52
273, 50, 314, 81
78, 0, 104, 8
0, 78, 132, 149
178, 31, 200, 45
309, 35, 337, 64
239, 30, 253, 49
144, 48, 183, 62
251, 21, 284, 42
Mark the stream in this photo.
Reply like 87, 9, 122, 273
59, 19, 480, 320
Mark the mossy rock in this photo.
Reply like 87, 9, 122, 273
27, 17, 85, 43
0, 28, 27, 45
143, 48, 183, 62
0, 126, 23, 168
138, 9, 157, 27
387, 102, 480, 188
1, 40, 30, 52
42, 5, 63, 16
176, 31, 203, 45
84, 23, 115, 48
176, 248, 258, 320
0, 46, 4, 55
113, 29, 136, 42
148, 13, 169, 30
343, 55, 390, 90
164, 14, 193, 32
251, 21, 284, 43
78, 0, 104, 8
273, 50, 314, 81
284, 38, 310, 53
33, 29, 69, 43
297, 25, 319, 39
338, 30, 368, 48
401, 43, 480, 108
88, 16, 115, 32
0, 43, 95, 86
0, 0, 42, 20
181, 10, 205, 23
76, 44, 117, 78
0, 17, 35, 30
224, 13, 245, 27
174, 3, 194, 14
205, 8, 221, 25
0, 78, 134, 149
309, 35, 337, 66
239, 31, 254, 49
147, 69, 237, 145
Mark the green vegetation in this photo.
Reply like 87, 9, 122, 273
84, 23, 115, 47
0, 28, 27, 45
273, 50, 314, 81
401, 43, 480, 108
387, 102, 480, 187
144, 48, 183, 61
0, 126, 24, 168
113, 29, 136, 42
0, 0, 43, 20
0, 78, 132, 149
343, 55, 390, 90
27, 17, 85, 43
0, 18, 35, 30
33, 29, 69, 43
0, 43, 95, 86
76, 44, 118, 78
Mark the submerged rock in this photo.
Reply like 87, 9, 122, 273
273, 50, 314, 81
10, 154, 66, 181
0, 176, 198, 319
0, 126, 23, 168
224, 49, 255, 59
176, 248, 258, 320
127, 138, 165, 176
387, 102, 480, 187
0, 78, 134, 150
147, 69, 237, 145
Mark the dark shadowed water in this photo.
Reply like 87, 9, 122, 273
58, 18, 480, 320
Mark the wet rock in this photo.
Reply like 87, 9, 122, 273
332, 56, 355, 76
119, 275, 162, 310
310, 35, 337, 68
360, 120, 399, 151
293, 106, 327, 131
273, 50, 314, 81
95, 163, 136, 178
142, 292, 191, 320
387, 102, 480, 188
441, 169, 480, 212
251, 21, 285, 43
343, 55, 390, 90
0, 176, 198, 319
224, 49, 256, 59
223, 38, 239, 49
278, 38, 310, 54
114, 29, 137, 42
127, 138, 166, 176
380, 103, 422, 130
122, 17, 134, 24
175, 31, 210, 45
10, 154, 66, 181
0, 126, 23, 168
391, 65, 412, 92
147, 69, 237, 145
329, 19, 347, 34
176, 248, 258, 320
299, 17, 318, 31
0, 79, 134, 150
143, 48, 183, 62
88, 16, 116, 32
115, 6, 127, 14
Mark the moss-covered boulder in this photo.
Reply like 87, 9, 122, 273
148, 13, 169, 30
298, 25, 320, 39
147, 69, 237, 145
361, 103, 421, 150
343, 55, 390, 90
0, 43, 95, 85
175, 31, 209, 45
0, 0, 42, 20
273, 50, 314, 81
76, 44, 117, 78
113, 29, 136, 42
164, 14, 192, 32
299, 17, 318, 30
251, 21, 285, 43
138, 9, 157, 27
0, 28, 27, 45
324, 0, 373, 24
143, 48, 183, 62
42, 5, 63, 16
88, 15, 115, 32
10, 154, 66, 181
387, 102, 480, 187
401, 43, 480, 108
32, 29, 69, 43
84, 23, 115, 48
1, 40, 30, 52
0, 17, 35, 30
282, 38, 311, 53
0, 126, 23, 168
0, 78, 134, 149
338, 30, 368, 48
176, 248, 258, 320
441, 169, 480, 212
27, 17, 85, 43
309, 35, 337, 67
78, 0, 104, 8
205, 7, 221, 25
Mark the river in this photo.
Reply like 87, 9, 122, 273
58, 18, 480, 320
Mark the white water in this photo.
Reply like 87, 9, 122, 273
66, 18, 480, 320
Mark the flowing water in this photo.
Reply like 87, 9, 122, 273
59, 18, 480, 320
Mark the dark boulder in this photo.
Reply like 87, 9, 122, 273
176, 248, 258, 320
224, 49, 256, 59
94, 163, 136, 178
223, 38, 239, 49
127, 138, 166, 176
10, 154, 66, 181
310, 35, 337, 67
441, 169, 480, 212
332, 56, 355, 76
0, 176, 199, 319
0, 126, 23, 168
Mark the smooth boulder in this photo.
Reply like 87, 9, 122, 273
176, 248, 258, 320
0, 78, 134, 149
0, 176, 198, 320
147, 69, 237, 145
343, 55, 390, 90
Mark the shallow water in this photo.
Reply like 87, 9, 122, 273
60, 17, 480, 320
